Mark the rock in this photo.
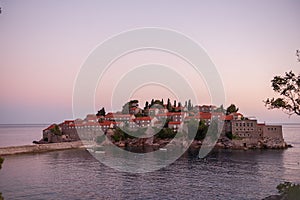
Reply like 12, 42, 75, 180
262, 194, 282, 200
215, 142, 225, 148
144, 137, 154, 146
117, 142, 125, 147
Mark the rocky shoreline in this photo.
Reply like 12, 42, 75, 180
0, 136, 290, 157
99, 135, 289, 150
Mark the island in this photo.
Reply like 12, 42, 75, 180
38, 99, 287, 150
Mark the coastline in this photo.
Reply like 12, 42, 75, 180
0, 137, 290, 157
0, 141, 85, 156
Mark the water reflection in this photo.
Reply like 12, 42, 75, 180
0, 150, 285, 199
0, 126, 299, 199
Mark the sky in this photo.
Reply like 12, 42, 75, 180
0, 0, 300, 124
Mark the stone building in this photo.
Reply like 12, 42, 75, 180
230, 119, 285, 148
42, 120, 80, 143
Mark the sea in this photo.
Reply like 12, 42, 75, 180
0, 124, 299, 199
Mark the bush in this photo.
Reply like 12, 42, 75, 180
0, 157, 3, 200
96, 135, 106, 144
187, 120, 208, 141
156, 128, 176, 139
276, 181, 300, 199
226, 132, 233, 140
0, 157, 3, 170
111, 134, 121, 142
50, 124, 62, 136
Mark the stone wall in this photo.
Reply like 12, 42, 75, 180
0, 141, 84, 156
262, 125, 286, 148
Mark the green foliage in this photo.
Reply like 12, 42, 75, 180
0, 157, 3, 170
96, 107, 106, 116
122, 100, 139, 114
208, 119, 220, 141
215, 105, 226, 113
134, 113, 143, 117
225, 132, 233, 140
187, 119, 208, 141
156, 128, 176, 139
187, 99, 193, 111
226, 104, 239, 115
111, 134, 121, 142
174, 131, 184, 139
144, 101, 149, 110
276, 182, 300, 200
111, 127, 136, 142
167, 98, 172, 112
50, 124, 62, 136
0, 157, 3, 200
96, 135, 106, 144
178, 102, 182, 107
163, 118, 171, 128
265, 70, 300, 116
232, 134, 242, 140
149, 100, 164, 110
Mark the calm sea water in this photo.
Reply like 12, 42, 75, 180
0, 124, 46, 147
0, 124, 299, 199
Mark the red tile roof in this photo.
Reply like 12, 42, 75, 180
135, 116, 152, 121
43, 124, 55, 131
169, 121, 181, 125
105, 113, 131, 118
223, 115, 233, 121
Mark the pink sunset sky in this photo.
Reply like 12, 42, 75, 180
0, 0, 299, 124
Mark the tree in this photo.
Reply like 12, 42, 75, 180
144, 101, 149, 110
167, 98, 172, 111
178, 102, 182, 107
122, 100, 139, 114
226, 104, 239, 115
188, 99, 193, 111
50, 124, 62, 136
0, 157, 3, 200
96, 107, 106, 116
187, 119, 208, 140
215, 105, 225, 113
265, 71, 300, 116
0, 157, 3, 170
276, 182, 300, 199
